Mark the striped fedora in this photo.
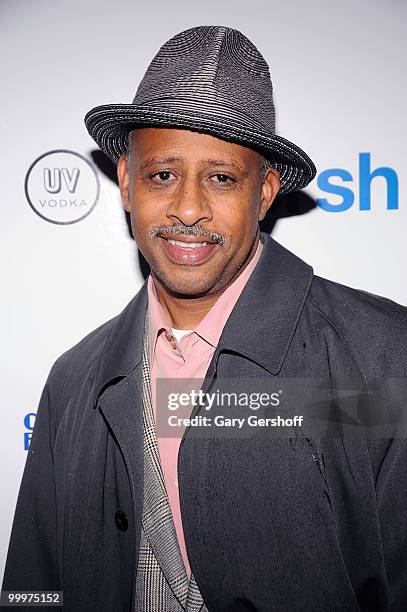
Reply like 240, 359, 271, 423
84, 25, 316, 194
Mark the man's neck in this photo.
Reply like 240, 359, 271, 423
151, 234, 260, 329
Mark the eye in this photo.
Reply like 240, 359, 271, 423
211, 173, 235, 185
152, 170, 173, 182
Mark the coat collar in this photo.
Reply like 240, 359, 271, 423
93, 285, 148, 406
93, 232, 314, 405
216, 232, 314, 374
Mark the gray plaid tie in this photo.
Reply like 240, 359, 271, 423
135, 314, 209, 612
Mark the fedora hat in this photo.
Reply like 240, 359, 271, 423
84, 25, 316, 194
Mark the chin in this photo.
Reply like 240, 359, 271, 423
165, 279, 214, 297
158, 270, 221, 297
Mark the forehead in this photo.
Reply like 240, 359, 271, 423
129, 127, 260, 167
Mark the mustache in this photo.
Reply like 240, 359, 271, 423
148, 225, 226, 246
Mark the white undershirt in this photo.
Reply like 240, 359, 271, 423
171, 327, 193, 341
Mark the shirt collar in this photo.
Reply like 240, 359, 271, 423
146, 273, 173, 364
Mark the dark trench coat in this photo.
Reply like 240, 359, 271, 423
2, 232, 407, 611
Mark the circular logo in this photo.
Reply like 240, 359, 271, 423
25, 149, 100, 224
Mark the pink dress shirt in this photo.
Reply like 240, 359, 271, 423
146, 238, 263, 578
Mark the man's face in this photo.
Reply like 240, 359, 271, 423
117, 127, 280, 297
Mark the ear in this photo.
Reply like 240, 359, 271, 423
117, 154, 131, 212
258, 168, 280, 221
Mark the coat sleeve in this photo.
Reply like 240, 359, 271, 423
366, 374, 407, 611
2, 361, 62, 592
373, 434, 407, 611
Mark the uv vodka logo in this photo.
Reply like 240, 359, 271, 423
25, 150, 100, 224
317, 153, 399, 212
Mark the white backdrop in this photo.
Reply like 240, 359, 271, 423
1, 0, 406, 583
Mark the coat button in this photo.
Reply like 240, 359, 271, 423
115, 510, 128, 531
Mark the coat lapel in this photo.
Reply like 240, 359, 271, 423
94, 285, 148, 608
215, 231, 314, 374
94, 282, 149, 515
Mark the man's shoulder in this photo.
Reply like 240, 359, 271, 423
309, 274, 407, 324
48, 283, 147, 390
307, 274, 407, 374
48, 310, 121, 388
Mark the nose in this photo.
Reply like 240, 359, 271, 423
165, 174, 213, 226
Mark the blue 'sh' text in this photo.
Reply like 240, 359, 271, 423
317, 153, 398, 212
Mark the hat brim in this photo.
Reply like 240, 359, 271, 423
84, 104, 316, 195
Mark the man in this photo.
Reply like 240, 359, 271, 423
2, 25, 407, 612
